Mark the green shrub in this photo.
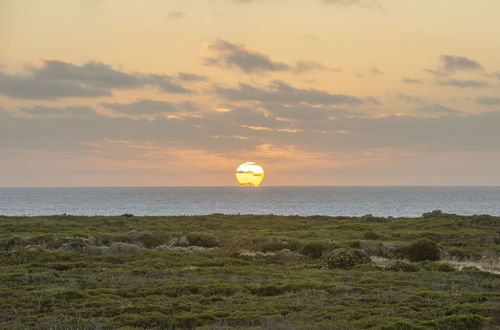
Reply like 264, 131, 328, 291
326, 248, 371, 270
422, 210, 443, 219
386, 261, 420, 272
128, 231, 166, 249
363, 231, 381, 240
352, 263, 382, 272
423, 314, 489, 329
301, 242, 326, 259
250, 285, 286, 296
422, 262, 455, 272
262, 236, 301, 252
381, 319, 424, 329
404, 239, 440, 262
447, 248, 475, 261
186, 232, 220, 247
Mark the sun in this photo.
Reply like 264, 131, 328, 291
236, 162, 264, 186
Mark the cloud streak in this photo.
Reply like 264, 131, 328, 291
0, 60, 191, 100
203, 39, 329, 74
439, 55, 484, 73
438, 79, 490, 88
215, 81, 363, 105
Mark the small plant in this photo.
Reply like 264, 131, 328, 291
186, 232, 220, 247
386, 261, 420, 272
363, 231, 381, 240
422, 210, 446, 219
326, 248, 371, 269
404, 239, 440, 262
422, 262, 455, 272
301, 242, 326, 259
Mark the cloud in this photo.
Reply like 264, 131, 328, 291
439, 55, 484, 73
166, 11, 185, 20
17, 106, 97, 117
397, 94, 424, 103
33, 59, 142, 88
102, 99, 180, 115
294, 61, 331, 73
475, 96, 500, 106
0, 60, 190, 100
261, 102, 351, 120
402, 78, 422, 84
439, 79, 490, 88
415, 103, 462, 116
203, 39, 328, 74
0, 72, 109, 100
177, 72, 208, 82
203, 39, 290, 73
141, 74, 191, 93
3, 104, 500, 158
424, 68, 449, 78
215, 80, 363, 105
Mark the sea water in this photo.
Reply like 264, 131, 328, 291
1, 186, 499, 217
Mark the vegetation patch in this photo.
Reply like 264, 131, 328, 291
0, 213, 498, 328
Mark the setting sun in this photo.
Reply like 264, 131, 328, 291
236, 162, 264, 186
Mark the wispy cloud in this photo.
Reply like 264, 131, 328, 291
203, 39, 290, 73
476, 96, 500, 106
202, 39, 329, 74
215, 80, 363, 105
402, 78, 423, 84
0, 60, 191, 100
439, 55, 484, 73
439, 79, 490, 88
166, 11, 186, 20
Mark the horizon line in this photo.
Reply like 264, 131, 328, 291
2, 185, 500, 189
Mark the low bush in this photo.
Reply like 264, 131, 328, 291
363, 231, 381, 240
186, 232, 220, 248
128, 231, 166, 249
262, 236, 301, 252
422, 210, 443, 219
422, 262, 456, 272
326, 248, 371, 269
301, 242, 327, 259
404, 239, 440, 262
423, 314, 489, 329
386, 261, 420, 272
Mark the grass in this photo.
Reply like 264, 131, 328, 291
0, 212, 499, 329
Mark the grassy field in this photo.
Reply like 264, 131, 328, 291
0, 212, 499, 329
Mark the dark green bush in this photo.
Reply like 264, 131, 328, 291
363, 231, 381, 240
423, 262, 456, 272
423, 314, 489, 329
381, 319, 424, 330
262, 237, 301, 252
186, 232, 220, 247
129, 231, 166, 249
422, 210, 443, 219
447, 248, 475, 261
404, 239, 440, 262
301, 242, 326, 259
386, 261, 420, 272
326, 248, 371, 270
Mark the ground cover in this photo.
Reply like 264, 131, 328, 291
0, 212, 499, 329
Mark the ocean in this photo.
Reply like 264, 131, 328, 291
1, 186, 499, 217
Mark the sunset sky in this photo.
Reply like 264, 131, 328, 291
1, 0, 500, 186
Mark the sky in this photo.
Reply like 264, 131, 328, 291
1, 0, 500, 186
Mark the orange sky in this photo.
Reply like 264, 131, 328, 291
1, 0, 500, 186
